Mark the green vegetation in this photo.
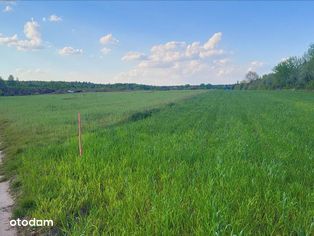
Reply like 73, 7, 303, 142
234, 44, 314, 90
0, 90, 313, 235
0, 77, 230, 96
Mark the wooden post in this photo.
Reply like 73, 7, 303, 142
78, 112, 83, 156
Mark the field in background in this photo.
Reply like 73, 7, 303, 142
0, 90, 313, 235
0, 90, 201, 153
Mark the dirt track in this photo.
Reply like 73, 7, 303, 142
0, 150, 16, 236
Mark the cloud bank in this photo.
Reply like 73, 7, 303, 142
116, 32, 265, 85
117, 32, 231, 85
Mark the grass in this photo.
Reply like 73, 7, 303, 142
0, 90, 313, 235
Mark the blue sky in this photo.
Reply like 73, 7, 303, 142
1, 1, 314, 85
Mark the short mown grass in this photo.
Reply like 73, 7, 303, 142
0, 90, 313, 235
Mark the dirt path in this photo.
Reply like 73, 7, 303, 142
0, 150, 17, 236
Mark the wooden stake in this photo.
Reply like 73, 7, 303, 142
78, 112, 83, 156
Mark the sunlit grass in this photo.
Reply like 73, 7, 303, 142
0, 90, 313, 235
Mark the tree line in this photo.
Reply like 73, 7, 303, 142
3, 44, 312, 96
234, 44, 314, 90
0, 76, 233, 96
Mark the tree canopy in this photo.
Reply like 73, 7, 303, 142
234, 44, 314, 90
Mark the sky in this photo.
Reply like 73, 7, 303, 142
1, 1, 314, 85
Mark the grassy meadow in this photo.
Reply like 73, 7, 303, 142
0, 90, 313, 235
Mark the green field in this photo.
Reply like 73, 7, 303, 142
0, 90, 313, 235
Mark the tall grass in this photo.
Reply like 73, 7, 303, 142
0, 90, 313, 235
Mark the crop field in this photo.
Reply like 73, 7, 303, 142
0, 90, 313, 235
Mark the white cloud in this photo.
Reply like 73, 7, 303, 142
58, 46, 83, 56
100, 47, 111, 55
3, 5, 12, 12
203, 32, 222, 50
99, 34, 118, 45
99, 34, 118, 55
122, 51, 146, 61
0, 19, 43, 51
48, 14, 62, 22
116, 32, 231, 85
0, 34, 17, 44
116, 32, 268, 85
248, 60, 264, 72
126, 32, 224, 67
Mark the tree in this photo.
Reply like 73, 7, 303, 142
0, 77, 5, 88
8, 74, 14, 81
240, 43, 314, 90
273, 57, 302, 88
304, 43, 314, 61
245, 71, 259, 82
300, 44, 314, 88
0, 77, 6, 95
7, 74, 16, 87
